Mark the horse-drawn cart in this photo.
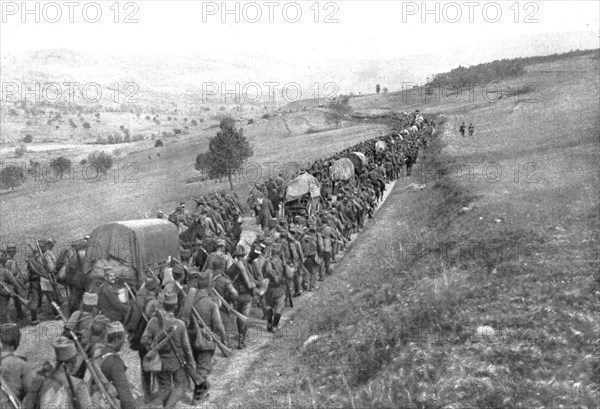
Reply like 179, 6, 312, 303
83, 219, 180, 290
279, 173, 323, 222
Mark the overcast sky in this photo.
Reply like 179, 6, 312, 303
1, 1, 598, 62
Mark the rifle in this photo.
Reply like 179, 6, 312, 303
211, 288, 249, 325
51, 302, 119, 409
161, 325, 205, 386
32, 241, 63, 304
191, 307, 233, 358
172, 281, 232, 358
0, 373, 21, 409
63, 363, 81, 409
0, 280, 31, 309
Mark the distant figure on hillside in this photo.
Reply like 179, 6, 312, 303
468, 123, 474, 136
459, 122, 466, 137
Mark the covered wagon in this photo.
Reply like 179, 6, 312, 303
330, 158, 355, 181
280, 172, 323, 221
83, 219, 180, 290
375, 141, 387, 152
347, 151, 368, 172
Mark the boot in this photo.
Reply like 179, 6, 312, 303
266, 310, 273, 332
272, 313, 281, 333
164, 388, 183, 409
193, 381, 209, 403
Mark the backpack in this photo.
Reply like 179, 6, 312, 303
301, 235, 317, 257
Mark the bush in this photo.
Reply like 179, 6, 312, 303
23, 134, 33, 143
0, 165, 25, 190
123, 134, 131, 143
82, 122, 91, 129
87, 151, 113, 174
80, 159, 87, 165
247, 119, 254, 125
50, 156, 72, 178
306, 127, 320, 134
191, 119, 198, 126
107, 134, 115, 144
173, 128, 182, 135
145, 115, 151, 120
154, 139, 163, 147
262, 113, 271, 119
14, 145, 27, 157
115, 134, 123, 144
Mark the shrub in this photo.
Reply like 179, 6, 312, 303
191, 119, 198, 126
94, 113, 100, 118
306, 127, 320, 134
154, 139, 163, 147
23, 134, 33, 143
247, 119, 254, 125
50, 156, 72, 178
114, 134, 123, 144
119, 125, 124, 130
262, 113, 271, 119
80, 159, 87, 165
107, 134, 115, 144
123, 134, 131, 143
145, 115, 151, 120
173, 128, 182, 135
87, 151, 113, 174
82, 122, 91, 129
0, 165, 25, 189
15, 145, 27, 157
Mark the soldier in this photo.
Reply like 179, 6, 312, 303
287, 227, 305, 297
36, 336, 94, 409
188, 269, 226, 402
93, 321, 139, 409
26, 243, 59, 324
63, 292, 98, 378
0, 257, 27, 324
263, 242, 286, 332
212, 254, 238, 347
202, 239, 231, 276
0, 323, 31, 408
141, 291, 195, 408
227, 245, 257, 349
320, 217, 334, 276
459, 121, 466, 137
97, 267, 131, 323
126, 276, 161, 402
300, 225, 320, 291
468, 123, 475, 136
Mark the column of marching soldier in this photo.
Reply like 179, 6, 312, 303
0, 111, 433, 409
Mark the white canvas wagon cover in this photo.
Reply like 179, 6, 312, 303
330, 158, 355, 181
285, 173, 321, 202
84, 219, 180, 282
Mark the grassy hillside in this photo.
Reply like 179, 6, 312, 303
219, 53, 599, 408
0, 106, 387, 258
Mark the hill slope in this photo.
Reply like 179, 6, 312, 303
218, 53, 600, 408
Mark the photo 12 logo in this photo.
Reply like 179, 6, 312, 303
201, 81, 340, 103
1, 1, 140, 23
201, 1, 340, 23
1, 82, 140, 104
401, 1, 540, 24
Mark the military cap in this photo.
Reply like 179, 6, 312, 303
53, 336, 78, 362
197, 269, 213, 289
103, 266, 113, 273
82, 292, 98, 307
46, 238, 55, 244
0, 323, 20, 345
216, 238, 226, 247
106, 321, 125, 335
163, 290, 178, 305
145, 276, 160, 291
94, 314, 111, 326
